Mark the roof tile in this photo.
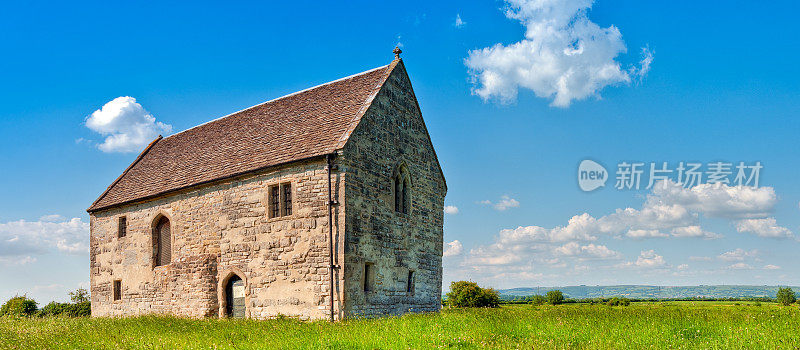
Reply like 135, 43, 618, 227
88, 62, 395, 212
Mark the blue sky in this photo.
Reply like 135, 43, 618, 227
1, 0, 799, 302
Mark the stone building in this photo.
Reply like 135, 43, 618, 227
87, 49, 446, 321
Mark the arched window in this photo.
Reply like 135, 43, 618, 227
394, 164, 410, 214
154, 216, 171, 266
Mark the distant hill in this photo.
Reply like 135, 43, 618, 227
498, 285, 800, 299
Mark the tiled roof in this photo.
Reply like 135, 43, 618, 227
88, 60, 398, 212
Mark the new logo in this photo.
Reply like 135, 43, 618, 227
578, 159, 608, 192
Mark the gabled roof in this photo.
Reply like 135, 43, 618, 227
88, 60, 400, 212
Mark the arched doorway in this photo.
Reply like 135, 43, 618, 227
224, 275, 246, 318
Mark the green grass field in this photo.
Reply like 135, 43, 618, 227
1, 302, 798, 349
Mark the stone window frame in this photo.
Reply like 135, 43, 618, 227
363, 262, 375, 294
112, 279, 122, 302
117, 216, 127, 239
392, 162, 412, 215
217, 268, 249, 319
150, 211, 175, 269
267, 180, 295, 221
406, 269, 415, 295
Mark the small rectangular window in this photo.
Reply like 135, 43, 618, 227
281, 183, 292, 216
118, 216, 127, 238
113, 280, 122, 301
363, 263, 374, 292
269, 185, 280, 218
407, 270, 415, 294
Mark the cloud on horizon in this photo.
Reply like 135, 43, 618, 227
450, 180, 790, 286
0, 215, 89, 264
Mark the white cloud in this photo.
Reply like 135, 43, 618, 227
735, 218, 793, 238
763, 264, 781, 270
677, 264, 689, 270
727, 263, 753, 270
498, 213, 599, 244
454, 14, 466, 28
0, 256, 37, 266
633, 250, 666, 268
39, 214, 64, 222
85, 96, 172, 153
480, 195, 520, 211
452, 179, 788, 286
554, 242, 620, 259
601, 203, 696, 233
669, 226, 722, 240
718, 248, 758, 262
465, 0, 651, 107
625, 229, 668, 239
444, 240, 464, 257
592, 180, 779, 240
616, 250, 667, 268
689, 256, 712, 261
444, 205, 459, 215
0, 217, 89, 257
650, 181, 777, 219
631, 47, 653, 81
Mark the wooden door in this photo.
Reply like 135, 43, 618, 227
225, 276, 245, 318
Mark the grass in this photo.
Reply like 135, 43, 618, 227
1, 302, 799, 349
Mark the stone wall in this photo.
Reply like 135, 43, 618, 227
340, 60, 446, 317
90, 158, 346, 320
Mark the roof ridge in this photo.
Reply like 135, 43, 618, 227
333, 59, 401, 150
87, 135, 163, 212
168, 64, 391, 139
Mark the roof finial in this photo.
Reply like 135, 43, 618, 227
393, 46, 402, 59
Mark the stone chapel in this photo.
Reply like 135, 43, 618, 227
87, 49, 446, 320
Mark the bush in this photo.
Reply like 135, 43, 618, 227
39, 301, 91, 317
606, 297, 631, 306
446, 281, 500, 308
529, 295, 546, 306
35, 288, 92, 318
776, 287, 796, 306
38, 302, 67, 317
546, 290, 564, 305
1, 295, 37, 317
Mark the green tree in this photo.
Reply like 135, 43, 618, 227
69, 288, 90, 304
776, 287, 796, 306
446, 281, 500, 308
529, 295, 546, 306
0, 295, 37, 317
546, 290, 564, 305
606, 297, 631, 306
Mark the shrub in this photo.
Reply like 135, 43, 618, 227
529, 295, 546, 306
38, 301, 91, 318
776, 287, 796, 306
36, 289, 92, 318
38, 302, 67, 317
546, 290, 564, 305
606, 297, 631, 306
1, 295, 37, 317
446, 281, 500, 308
67, 302, 91, 317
